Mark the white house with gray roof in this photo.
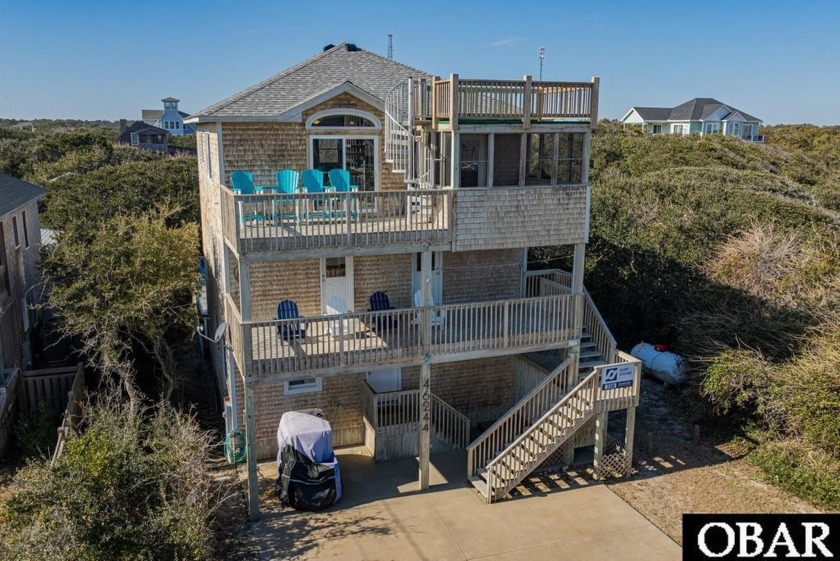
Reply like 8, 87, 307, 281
621, 98, 763, 141
188, 42, 639, 517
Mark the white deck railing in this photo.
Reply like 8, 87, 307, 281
524, 270, 617, 363
220, 186, 452, 253
246, 294, 580, 376
362, 382, 470, 460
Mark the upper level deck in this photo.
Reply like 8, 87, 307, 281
412, 75, 599, 129
220, 184, 589, 260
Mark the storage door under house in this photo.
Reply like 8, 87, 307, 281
320, 257, 354, 313
412, 252, 442, 304
367, 367, 402, 394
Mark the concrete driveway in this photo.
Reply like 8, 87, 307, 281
248, 447, 681, 560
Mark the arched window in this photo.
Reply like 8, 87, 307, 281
306, 109, 381, 129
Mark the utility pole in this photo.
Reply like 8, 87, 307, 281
538, 46, 545, 81
387, 34, 394, 60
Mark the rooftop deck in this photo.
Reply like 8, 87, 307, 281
229, 294, 581, 380
412, 75, 599, 127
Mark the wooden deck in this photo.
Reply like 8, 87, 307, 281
221, 187, 452, 254
244, 294, 581, 379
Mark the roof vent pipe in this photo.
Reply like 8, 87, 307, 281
346, 43, 359, 51
323, 44, 335, 52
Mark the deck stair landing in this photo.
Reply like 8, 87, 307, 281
468, 363, 598, 503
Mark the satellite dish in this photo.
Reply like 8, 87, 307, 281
213, 322, 227, 343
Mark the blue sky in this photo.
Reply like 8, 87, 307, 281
1, 0, 838, 124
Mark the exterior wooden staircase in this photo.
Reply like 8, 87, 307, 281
467, 361, 599, 503
578, 326, 607, 376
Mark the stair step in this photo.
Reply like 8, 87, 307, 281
469, 475, 491, 497
579, 359, 607, 369
579, 340, 597, 349
580, 349, 602, 359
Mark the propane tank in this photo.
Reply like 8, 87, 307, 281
630, 342, 687, 385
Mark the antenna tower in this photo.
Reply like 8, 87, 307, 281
387, 34, 394, 60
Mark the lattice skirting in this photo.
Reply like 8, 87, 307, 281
594, 433, 632, 479
538, 417, 596, 469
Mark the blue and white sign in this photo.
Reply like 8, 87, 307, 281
601, 363, 635, 390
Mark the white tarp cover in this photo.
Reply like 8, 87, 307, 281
276, 411, 334, 464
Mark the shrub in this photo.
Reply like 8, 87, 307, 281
0, 394, 221, 561
14, 401, 58, 460
751, 440, 840, 511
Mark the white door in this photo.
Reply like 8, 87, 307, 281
367, 367, 401, 393
412, 252, 442, 304
321, 257, 354, 313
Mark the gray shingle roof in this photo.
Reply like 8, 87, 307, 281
194, 43, 431, 120
0, 174, 46, 218
631, 107, 672, 121
628, 98, 761, 124
669, 98, 760, 122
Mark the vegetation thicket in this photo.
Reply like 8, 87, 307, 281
576, 122, 840, 509
0, 125, 219, 559
0, 393, 220, 561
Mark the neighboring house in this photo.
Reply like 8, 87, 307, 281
621, 98, 763, 141
0, 174, 45, 372
189, 42, 639, 516
117, 120, 169, 152
142, 97, 196, 136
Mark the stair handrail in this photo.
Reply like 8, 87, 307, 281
384, 80, 413, 178
483, 367, 599, 500
467, 357, 572, 478
583, 290, 618, 364
430, 393, 470, 449
529, 270, 617, 364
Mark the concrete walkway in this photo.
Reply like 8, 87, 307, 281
248, 447, 681, 560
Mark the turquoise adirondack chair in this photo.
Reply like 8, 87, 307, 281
327, 168, 359, 192
327, 168, 360, 218
230, 170, 254, 193
302, 169, 331, 219
230, 170, 265, 223
275, 169, 301, 221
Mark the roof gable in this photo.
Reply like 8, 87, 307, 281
192, 43, 431, 121
0, 173, 46, 218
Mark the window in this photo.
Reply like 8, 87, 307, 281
22, 211, 29, 249
460, 135, 487, 187
12, 216, 19, 248
325, 257, 346, 278
704, 122, 721, 135
556, 133, 584, 184
652, 124, 662, 134
525, 133, 554, 185
492, 134, 521, 186
130, 132, 139, 145
284, 377, 322, 395
672, 124, 686, 135
306, 109, 380, 129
